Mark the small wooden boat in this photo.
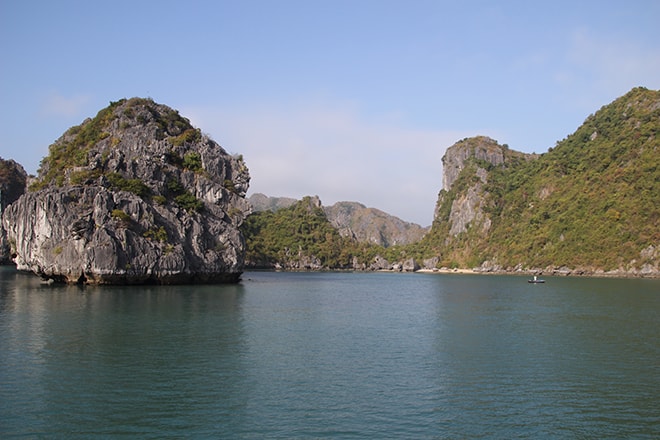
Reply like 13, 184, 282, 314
528, 276, 545, 284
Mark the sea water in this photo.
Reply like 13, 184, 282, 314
1, 267, 659, 438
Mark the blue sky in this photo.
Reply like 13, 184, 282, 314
1, 1, 658, 225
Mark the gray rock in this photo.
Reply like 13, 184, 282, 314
370, 255, 391, 270
402, 258, 420, 272
2, 98, 250, 284
448, 182, 490, 236
441, 136, 504, 190
422, 257, 439, 269
324, 201, 428, 247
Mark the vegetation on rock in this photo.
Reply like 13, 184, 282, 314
29, 98, 209, 211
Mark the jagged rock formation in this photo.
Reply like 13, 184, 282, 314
2, 98, 250, 284
0, 158, 28, 263
434, 136, 531, 237
442, 136, 506, 190
324, 201, 427, 246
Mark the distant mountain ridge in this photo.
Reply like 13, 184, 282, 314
324, 201, 427, 247
248, 193, 297, 212
248, 193, 427, 247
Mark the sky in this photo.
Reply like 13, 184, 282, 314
1, 1, 659, 226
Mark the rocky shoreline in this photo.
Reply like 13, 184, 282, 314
417, 267, 660, 279
3, 256, 657, 281
245, 263, 660, 279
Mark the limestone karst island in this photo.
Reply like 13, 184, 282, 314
1, 98, 250, 284
1, 87, 659, 283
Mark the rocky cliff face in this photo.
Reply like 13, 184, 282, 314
434, 137, 527, 236
2, 98, 250, 284
0, 158, 28, 263
441, 136, 505, 190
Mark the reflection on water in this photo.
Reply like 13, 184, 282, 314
1, 267, 659, 438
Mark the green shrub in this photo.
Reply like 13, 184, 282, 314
153, 195, 167, 205
166, 178, 184, 194
223, 179, 236, 192
182, 152, 203, 172
166, 177, 203, 212
69, 169, 102, 185
170, 128, 201, 146
106, 172, 151, 198
164, 150, 184, 167
175, 192, 204, 212
111, 209, 131, 223
143, 226, 168, 242
165, 149, 204, 173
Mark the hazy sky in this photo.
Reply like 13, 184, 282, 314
1, 1, 658, 225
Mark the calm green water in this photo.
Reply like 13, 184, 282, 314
1, 267, 659, 439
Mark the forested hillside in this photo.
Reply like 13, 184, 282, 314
241, 196, 410, 270
418, 87, 659, 275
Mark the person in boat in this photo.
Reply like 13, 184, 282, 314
533, 275, 537, 281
